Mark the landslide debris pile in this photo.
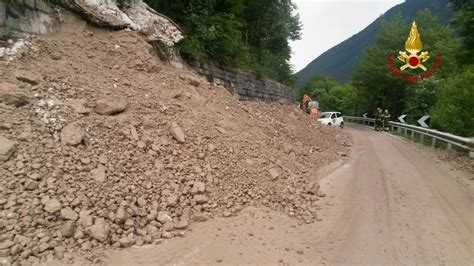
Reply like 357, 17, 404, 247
0, 27, 350, 264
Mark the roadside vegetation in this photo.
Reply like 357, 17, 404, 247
299, 0, 474, 137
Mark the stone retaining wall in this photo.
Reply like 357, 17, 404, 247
190, 61, 295, 103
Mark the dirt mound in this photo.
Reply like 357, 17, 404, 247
0, 26, 350, 265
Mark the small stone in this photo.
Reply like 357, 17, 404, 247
15, 70, 42, 85
94, 97, 127, 115
87, 218, 109, 242
208, 144, 216, 152
192, 213, 208, 222
193, 194, 208, 204
54, 246, 65, 259
161, 231, 173, 239
156, 211, 172, 224
0, 136, 16, 162
119, 236, 134, 248
61, 221, 76, 238
60, 207, 78, 221
268, 166, 281, 180
79, 210, 94, 227
166, 195, 178, 207
115, 206, 128, 224
61, 123, 85, 146
169, 122, 185, 143
174, 219, 188, 230
25, 180, 38, 190
44, 198, 62, 213
91, 165, 107, 183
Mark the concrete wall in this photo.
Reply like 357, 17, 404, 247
190, 61, 295, 103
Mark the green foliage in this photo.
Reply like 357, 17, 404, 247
145, 0, 301, 85
450, 0, 474, 65
431, 66, 474, 137
351, 10, 460, 118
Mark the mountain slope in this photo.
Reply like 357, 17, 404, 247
295, 0, 453, 87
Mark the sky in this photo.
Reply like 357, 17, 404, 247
290, 0, 404, 72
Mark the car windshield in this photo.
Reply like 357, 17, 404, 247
320, 113, 331, 118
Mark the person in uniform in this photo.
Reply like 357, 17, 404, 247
383, 109, 391, 131
375, 107, 382, 131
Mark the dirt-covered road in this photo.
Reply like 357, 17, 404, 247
103, 125, 474, 266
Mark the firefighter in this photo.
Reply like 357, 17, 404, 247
375, 107, 383, 131
383, 109, 391, 131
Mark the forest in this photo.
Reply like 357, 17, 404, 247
143, 0, 301, 86
299, 0, 474, 137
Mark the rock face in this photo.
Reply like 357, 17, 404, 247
0, 136, 16, 162
190, 61, 295, 102
61, 123, 85, 146
1, 0, 183, 52
94, 98, 128, 115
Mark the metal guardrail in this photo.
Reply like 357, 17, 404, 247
344, 116, 474, 158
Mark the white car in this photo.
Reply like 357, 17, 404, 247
318, 112, 344, 128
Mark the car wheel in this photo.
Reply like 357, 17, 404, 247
328, 123, 332, 126
340, 122, 344, 128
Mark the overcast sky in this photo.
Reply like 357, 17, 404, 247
290, 0, 404, 72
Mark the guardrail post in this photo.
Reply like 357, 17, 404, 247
447, 143, 453, 151
420, 134, 424, 144
410, 130, 415, 140
470, 151, 474, 158
431, 137, 436, 148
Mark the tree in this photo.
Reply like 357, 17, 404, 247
144, 0, 301, 85
431, 66, 474, 137
450, 0, 474, 65
352, 10, 460, 118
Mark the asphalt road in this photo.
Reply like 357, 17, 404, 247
103, 125, 474, 266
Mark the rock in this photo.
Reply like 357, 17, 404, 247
115, 206, 128, 224
0, 82, 29, 107
156, 211, 172, 224
91, 165, 107, 183
61, 123, 85, 146
54, 246, 65, 259
174, 219, 188, 230
15, 70, 42, 85
193, 194, 208, 204
166, 194, 178, 207
169, 122, 185, 143
191, 181, 206, 195
94, 98, 128, 115
119, 236, 135, 248
61, 221, 76, 238
0, 136, 16, 162
60, 207, 78, 221
25, 180, 38, 190
208, 144, 216, 152
268, 166, 281, 180
0, 240, 14, 250
87, 218, 109, 243
79, 210, 94, 227
44, 198, 62, 213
